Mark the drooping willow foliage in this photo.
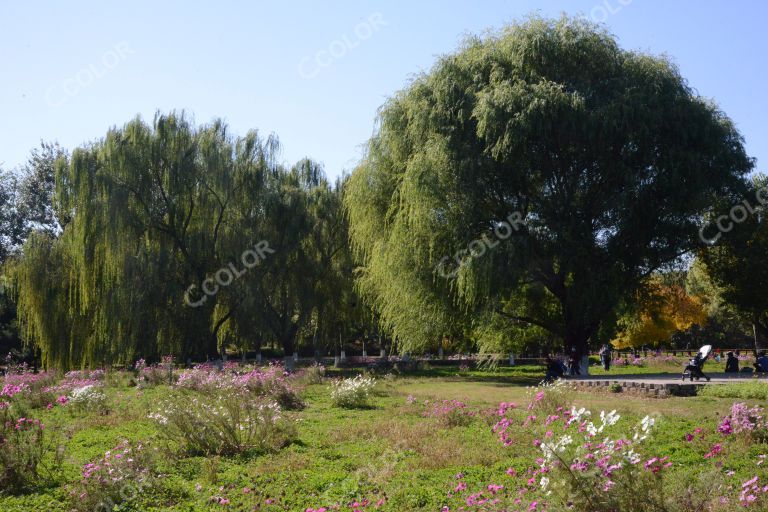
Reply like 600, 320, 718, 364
13, 113, 360, 369
345, 16, 753, 356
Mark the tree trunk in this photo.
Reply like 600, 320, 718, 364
564, 330, 591, 376
206, 334, 220, 361
755, 320, 768, 356
279, 325, 298, 371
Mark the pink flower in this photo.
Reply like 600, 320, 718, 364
704, 444, 723, 459
742, 476, 759, 488
717, 416, 733, 435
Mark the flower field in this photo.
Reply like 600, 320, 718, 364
1, 361, 768, 511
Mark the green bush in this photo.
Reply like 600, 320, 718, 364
698, 382, 768, 400
330, 375, 377, 408
148, 390, 296, 456
0, 408, 61, 493
67, 440, 159, 512
68, 385, 108, 414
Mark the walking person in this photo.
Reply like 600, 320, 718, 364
599, 343, 612, 371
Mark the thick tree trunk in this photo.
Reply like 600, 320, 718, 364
206, 334, 220, 361
564, 329, 591, 376
754, 320, 768, 356
279, 326, 298, 371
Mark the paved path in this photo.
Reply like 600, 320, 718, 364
562, 373, 768, 397
567, 373, 768, 386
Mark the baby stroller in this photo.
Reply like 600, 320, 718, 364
682, 345, 712, 382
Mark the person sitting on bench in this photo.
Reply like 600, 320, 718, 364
544, 355, 565, 382
754, 352, 768, 373
725, 352, 739, 373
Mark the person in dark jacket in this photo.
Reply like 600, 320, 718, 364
599, 344, 612, 371
755, 352, 768, 373
544, 355, 565, 382
725, 352, 739, 373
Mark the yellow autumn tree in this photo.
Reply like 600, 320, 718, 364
612, 278, 707, 349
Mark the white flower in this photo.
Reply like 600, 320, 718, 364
70, 384, 107, 408
540, 476, 550, 489
640, 415, 655, 432
331, 375, 376, 407
625, 449, 641, 464
568, 406, 590, 425
601, 410, 621, 428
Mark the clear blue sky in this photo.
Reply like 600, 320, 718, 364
1, 0, 765, 180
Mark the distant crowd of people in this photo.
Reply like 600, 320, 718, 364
542, 345, 768, 381
723, 350, 768, 374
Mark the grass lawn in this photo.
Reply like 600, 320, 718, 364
2, 364, 768, 511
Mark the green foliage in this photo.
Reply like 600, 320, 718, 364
66, 440, 159, 512
2, 368, 768, 511
0, 410, 61, 494
330, 374, 377, 408
0, 169, 24, 265
345, 15, 753, 357
699, 175, 768, 345
11, 114, 367, 368
698, 382, 768, 401
148, 390, 296, 456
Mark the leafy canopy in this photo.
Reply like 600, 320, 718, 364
346, 16, 753, 355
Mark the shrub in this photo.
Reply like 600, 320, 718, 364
236, 366, 304, 409
175, 363, 304, 409
68, 385, 108, 414
1, 370, 60, 410
0, 410, 61, 493
104, 370, 136, 388
148, 391, 295, 456
526, 379, 575, 416
717, 402, 768, 442
294, 363, 326, 385
331, 375, 377, 408
609, 382, 623, 393
67, 440, 159, 512
423, 399, 475, 427
533, 410, 668, 511
136, 357, 175, 388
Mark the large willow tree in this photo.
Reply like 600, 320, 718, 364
345, 16, 753, 363
14, 113, 344, 368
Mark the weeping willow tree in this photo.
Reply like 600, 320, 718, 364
13, 112, 355, 369
12, 114, 295, 367
345, 16, 753, 362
